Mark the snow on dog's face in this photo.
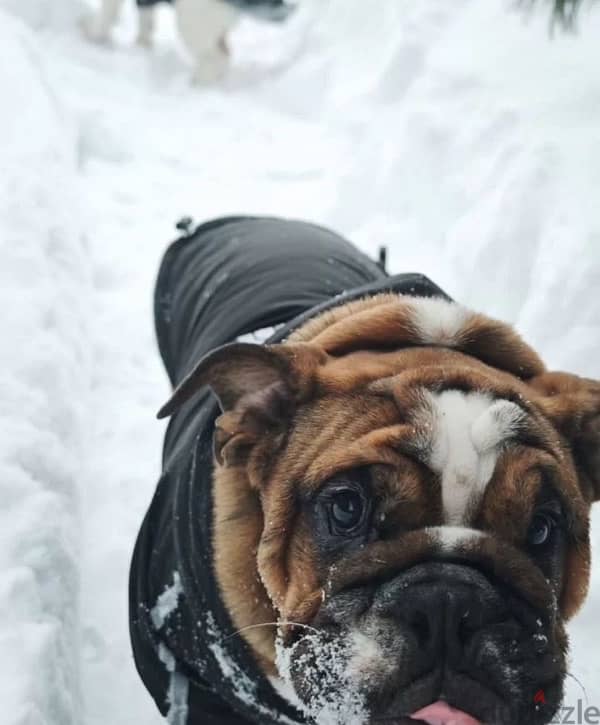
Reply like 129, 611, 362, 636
159, 295, 600, 725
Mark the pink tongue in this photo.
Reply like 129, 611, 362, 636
411, 701, 481, 725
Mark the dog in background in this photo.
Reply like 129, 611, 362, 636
81, 0, 295, 84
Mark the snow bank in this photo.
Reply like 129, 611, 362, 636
0, 10, 88, 725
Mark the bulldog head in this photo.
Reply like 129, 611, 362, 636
159, 295, 600, 725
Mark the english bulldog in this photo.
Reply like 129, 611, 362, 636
81, 0, 295, 83
130, 216, 599, 725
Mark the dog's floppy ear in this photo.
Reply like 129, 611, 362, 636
157, 343, 295, 419
530, 372, 600, 502
157, 342, 324, 466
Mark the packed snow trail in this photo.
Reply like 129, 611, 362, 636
0, 1, 599, 723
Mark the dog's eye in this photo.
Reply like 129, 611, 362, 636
314, 471, 372, 543
527, 512, 556, 547
329, 489, 365, 533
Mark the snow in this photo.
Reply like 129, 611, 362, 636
206, 613, 297, 724
157, 643, 189, 725
150, 571, 183, 631
0, 9, 87, 724
0, 0, 598, 723
275, 632, 368, 724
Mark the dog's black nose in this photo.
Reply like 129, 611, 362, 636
374, 562, 505, 666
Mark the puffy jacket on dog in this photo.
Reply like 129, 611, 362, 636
129, 216, 449, 724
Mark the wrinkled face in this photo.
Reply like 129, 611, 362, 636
261, 384, 584, 725
160, 296, 600, 725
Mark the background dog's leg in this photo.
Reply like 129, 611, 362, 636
136, 7, 155, 48
80, 0, 126, 44
175, 0, 239, 84
218, 34, 230, 57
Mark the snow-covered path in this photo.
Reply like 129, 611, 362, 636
1, 1, 599, 723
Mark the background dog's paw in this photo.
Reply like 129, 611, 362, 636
135, 34, 154, 49
79, 14, 112, 45
190, 52, 229, 86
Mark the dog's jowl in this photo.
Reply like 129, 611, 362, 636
130, 217, 600, 725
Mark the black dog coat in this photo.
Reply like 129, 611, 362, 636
129, 216, 450, 724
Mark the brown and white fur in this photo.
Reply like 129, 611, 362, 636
160, 293, 600, 724
80, 0, 239, 84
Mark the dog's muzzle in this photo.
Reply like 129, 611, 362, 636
279, 561, 565, 725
